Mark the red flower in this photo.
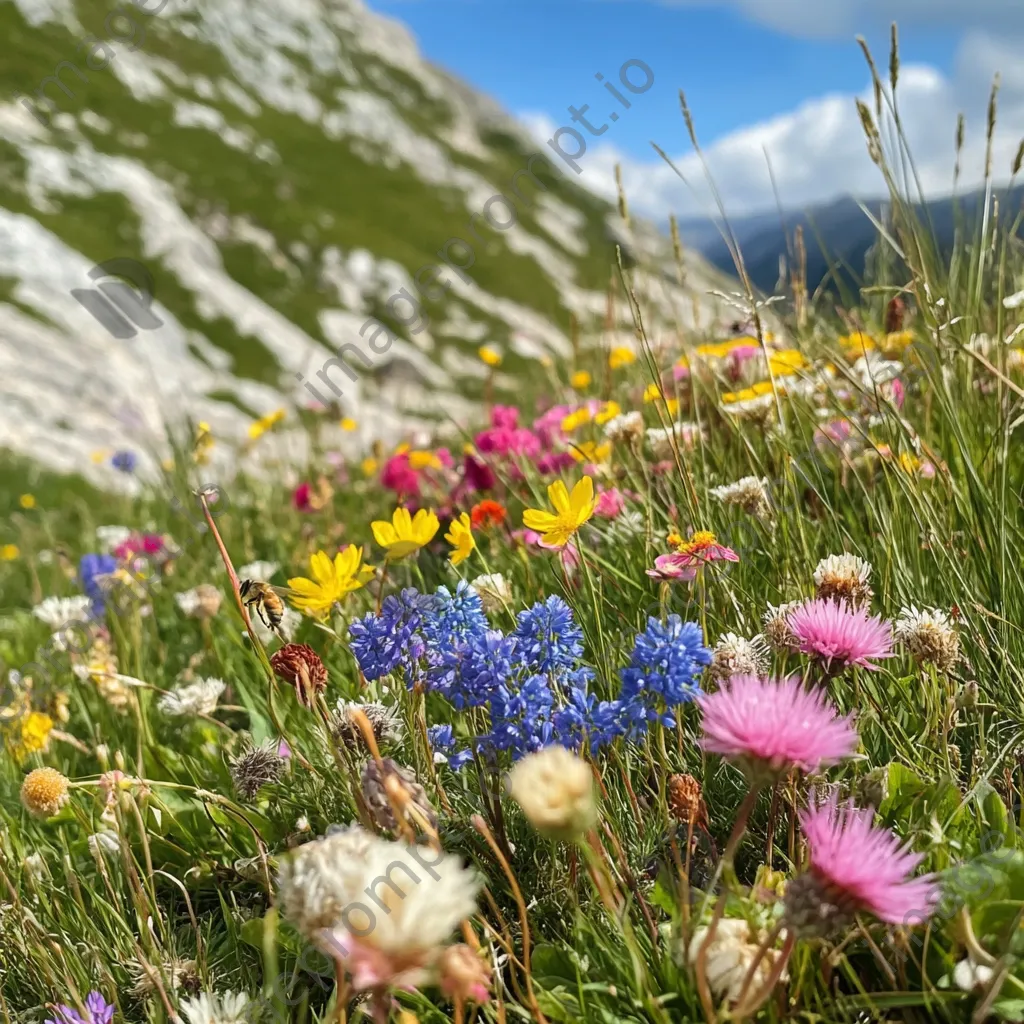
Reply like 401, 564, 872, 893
471, 500, 507, 529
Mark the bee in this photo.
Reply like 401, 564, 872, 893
238, 579, 288, 633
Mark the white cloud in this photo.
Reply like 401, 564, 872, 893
522, 30, 1024, 222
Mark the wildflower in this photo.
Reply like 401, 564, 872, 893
953, 957, 996, 993
247, 407, 286, 440
277, 827, 479, 1005
608, 346, 636, 369
514, 596, 584, 674
178, 991, 255, 1024
783, 791, 939, 937
292, 476, 334, 512
569, 440, 611, 465
686, 918, 787, 1005
507, 746, 597, 840
33, 595, 93, 628
445, 513, 475, 566
288, 546, 374, 618
594, 400, 622, 424
110, 449, 137, 473
8, 711, 54, 762
470, 500, 506, 529
762, 601, 801, 650
813, 553, 873, 607
238, 560, 280, 580
270, 644, 328, 707
19, 493, 36, 509
667, 773, 708, 828
787, 599, 894, 671
438, 944, 493, 1005
648, 531, 738, 583
229, 740, 286, 801
522, 477, 595, 548
193, 420, 214, 464
643, 383, 664, 403
341, 416, 357, 431
708, 632, 769, 683
157, 677, 226, 716
361, 457, 379, 477
175, 584, 223, 620
699, 675, 858, 777
478, 345, 502, 367
21, 767, 70, 817
894, 606, 960, 671
710, 476, 772, 520
348, 588, 432, 681
570, 370, 591, 388
471, 572, 513, 613
603, 411, 644, 446
44, 992, 114, 1024
333, 700, 405, 749
79, 553, 118, 617
372, 508, 440, 561
130, 956, 202, 997
594, 486, 625, 518
361, 757, 438, 834
560, 407, 591, 433
1, 544, 19, 560
646, 423, 703, 459
96, 525, 132, 552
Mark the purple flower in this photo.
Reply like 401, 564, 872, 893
46, 992, 114, 1024
787, 598, 894, 671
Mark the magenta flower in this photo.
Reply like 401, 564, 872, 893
784, 791, 939, 934
381, 453, 421, 496
698, 675, 858, 776
647, 552, 699, 582
787, 598, 893, 670
647, 532, 739, 583
595, 487, 625, 519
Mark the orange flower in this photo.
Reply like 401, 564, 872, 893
471, 500, 507, 529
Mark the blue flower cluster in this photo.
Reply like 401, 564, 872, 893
349, 583, 710, 765
79, 553, 117, 618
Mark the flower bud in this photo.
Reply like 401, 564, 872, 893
270, 643, 328, 707
507, 746, 597, 841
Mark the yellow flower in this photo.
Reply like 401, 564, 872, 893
340, 417, 357, 431
665, 398, 680, 416
643, 384, 664, 403
560, 408, 592, 433
20, 766, 70, 817
840, 332, 876, 359
90, 449, 110, 464
570, 370, 592, 389
522, 477, 596, 548
408, 450, 442, 471
571, 441, 611, 464
361, 457, 379, 477
1, 544, 19, 561
250, 408, 287, 437
594, 400, 621, 425
479, 346, 502, 367
882, 330, 915, 357
288, 546, 374, 619
767, 349, 807, 376
445, 513, 476, 566
372, 507, 441, 561
194, 421, 214, 465
608, 346, 636, 370
8, 711, 53, 762
394, 442, 411, 456
19, 494, 35, 510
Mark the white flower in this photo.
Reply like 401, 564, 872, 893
708, 632, 769, 683
813, 553, 873, 606
179, 990, 255, 1024
507, 746, 597, 840
952, 957, 995, 992
277, 826, 479, 959
686, 918, 787, 1005
894, 606, 960, 671
646, 422, 703, 459
32, 596, 93, 629
853, 353, 902, 387
158, 677, 226, 717
175, 585, 223, 619
721, 392, 775, 419
471, 573, 513, 613
249, 605, 300, 644
762, 601, 801, 649
602, 411, 644, 445
709, 476, 771, 519
96, 525, 132, 552
238, 560, 280, 581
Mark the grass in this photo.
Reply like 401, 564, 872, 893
2, 29, 1024, 1024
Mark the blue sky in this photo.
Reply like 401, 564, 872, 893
371, 1, 1024, 218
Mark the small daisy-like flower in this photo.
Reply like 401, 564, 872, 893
783, 791, 939, 937
333, 700, 405, 749
710, 476, 772, 520
175, 584, 223, 620
478, 345, 502, 367
229, 740, 286, 801
288, 546, 375, 617
507, 746, 597, 841
470, 572, 513, 613
894, 606, 960, 671
371, 509, 440, 561
685, 918, 787, 1006
708, 632, 769, 683
787, 599, 893, 671
178, 990, 255, 1024
762, 601, 802, 650
21, 767, 70, 817
603, 411, 644, 445
157, 677, 226, 717
32, 595, 93, 629
698, 675, 858, 777
522, 477, 596, 549
648, 531, 738, 583
444, 513, 475, 566
813, 553, 873, 607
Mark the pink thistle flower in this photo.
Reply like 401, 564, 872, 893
595, 487, 625, 518
698, 675, 858, 776
787, 598, 893, 670
784, 791, 939, 936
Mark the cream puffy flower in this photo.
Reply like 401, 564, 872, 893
813, 553, 873, 607
507, 746, 597, 840
686, 917, 787, 1005
179, 990, 255, 1024
470, 573, 513, 614
708, 632, 769, 683
237, 560, 280, 581
894, 606, 960, 671
646, 422, 703, 459
157, 677, 226, 717
762, 601, 802, 650
175, 584, 223, 620
710, 476, 772, 520
603, 411, 644, 446
32, 595, 93, 629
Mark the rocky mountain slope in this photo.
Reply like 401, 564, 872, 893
0, 0, 735, 487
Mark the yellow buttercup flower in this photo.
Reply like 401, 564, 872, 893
570, 441, 611, 464
767, 349, 807, 376
522, 477, 596, 548
479, 346, 502, 367
19, 494, 35, 510
408, 450, 442, 471
608, 346, 637, 370
361, 457, 379, 477
840, 332, 876, 359
372, 507, 440, 561
570, 370, 592, 389
1, 544, 19, 561
643, 384, 664, 403
594, 400, 621, 425
248, 407, 286, 440
90, 449, 110, 464
7, 711, 53, 762
288, 546, 375, 619
560, 408, 591, 433
194, 421, 214, 465
340, 417, 357, 431
444, 513, 475, 566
